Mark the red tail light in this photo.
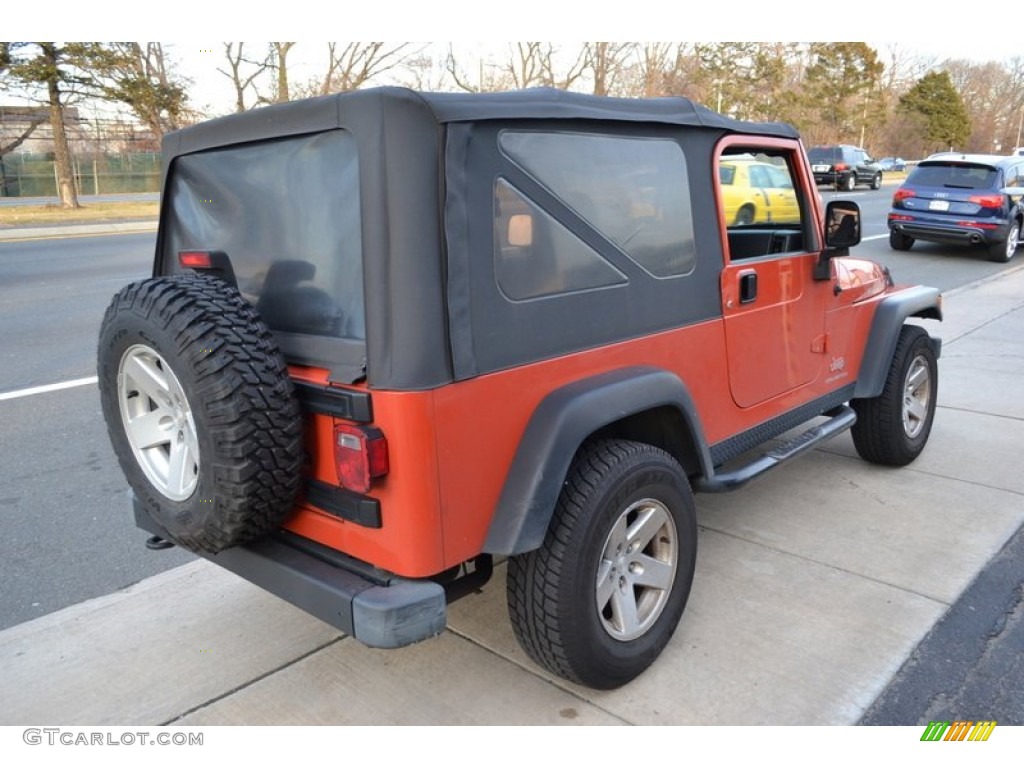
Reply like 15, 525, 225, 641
833, 163, 848, 171
334, 423, 389, 494
893, 188, 916, 203
968, 194, 1003, 208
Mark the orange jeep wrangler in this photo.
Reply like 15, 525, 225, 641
98, 87, 942, 689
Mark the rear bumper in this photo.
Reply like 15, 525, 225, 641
814, 171, 851, 186
130, 492, 446, 649
889, 218, 1010, 247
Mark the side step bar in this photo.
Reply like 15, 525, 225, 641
696, 406, 857, 493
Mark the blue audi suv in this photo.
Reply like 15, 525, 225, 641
888, 153, 1024, 262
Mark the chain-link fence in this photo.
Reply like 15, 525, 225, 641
0, 152, 160, 197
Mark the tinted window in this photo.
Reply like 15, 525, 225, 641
498, 132, 696, 278
494, 179, 626, 301
163, 130, 364, 340
807, 147, 839, 163
908, 163, 999, 190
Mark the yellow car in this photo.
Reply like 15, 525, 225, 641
719, 157, 800, 225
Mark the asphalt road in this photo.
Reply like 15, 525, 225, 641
0, 232, 195, 631
0, 206, 1020, 632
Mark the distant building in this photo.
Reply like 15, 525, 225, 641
0, 105, 89, 155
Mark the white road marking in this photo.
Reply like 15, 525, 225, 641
0, 376, 99, 402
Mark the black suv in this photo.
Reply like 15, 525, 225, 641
888, 153, 1024, 262
808, 145, 883, 191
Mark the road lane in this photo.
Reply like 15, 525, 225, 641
0, 232, 195, 631
0, 232, 154, 391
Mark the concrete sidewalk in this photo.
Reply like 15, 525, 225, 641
1, 267, 1022, 726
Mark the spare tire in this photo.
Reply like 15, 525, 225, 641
97, 273, 304, 553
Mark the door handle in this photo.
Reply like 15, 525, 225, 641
739, 272, 758, 304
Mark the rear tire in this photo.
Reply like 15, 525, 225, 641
889, 229, 914, 251
870, 172, 882, 190
842, 173, 856, 191
97, 273, 304, 553
506, 440, 697, 689
851, 325, 937, 467
988, 221, 1019, 262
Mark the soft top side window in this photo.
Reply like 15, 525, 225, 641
498, 131, 697, 281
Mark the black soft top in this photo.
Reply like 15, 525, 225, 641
164, 86, 798, 159
159, 87, 801, 390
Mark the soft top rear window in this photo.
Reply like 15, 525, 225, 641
909, 163, 999, 189
162, 130, 364, 342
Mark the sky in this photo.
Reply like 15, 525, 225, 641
168, 39, 1024, 119
11, 1, 1024, 118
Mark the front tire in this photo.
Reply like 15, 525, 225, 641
506, 440, 697, 689
851, 325, 937, 466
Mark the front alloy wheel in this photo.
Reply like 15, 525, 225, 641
901, 354, 932, 440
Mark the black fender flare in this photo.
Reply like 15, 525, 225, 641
853, 286, 943, 399
482, 366, 712, 556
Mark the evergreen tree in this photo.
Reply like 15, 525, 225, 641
898, 71, 972, 153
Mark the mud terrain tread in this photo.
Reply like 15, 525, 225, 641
98, 273, 303, 553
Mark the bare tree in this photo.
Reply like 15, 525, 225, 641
317, 43, 415, 94
586, 42, 635, 96
218, 43, 272, 112
505, 42, 548, 89
402, 52, 448, 91
541, 44, 589, 91
444, 45, 509, 92
944, 59, 1017, 152
628, 42, 678, 97
270, 42, 295, 103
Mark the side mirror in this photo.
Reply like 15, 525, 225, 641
825, 200, 861, 249
815, 200, 861, 280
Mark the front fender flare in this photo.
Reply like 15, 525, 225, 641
854, 286, 942, 399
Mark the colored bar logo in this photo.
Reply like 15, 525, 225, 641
920, 720, 996, 741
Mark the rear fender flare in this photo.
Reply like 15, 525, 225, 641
482, 367, 711, 556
